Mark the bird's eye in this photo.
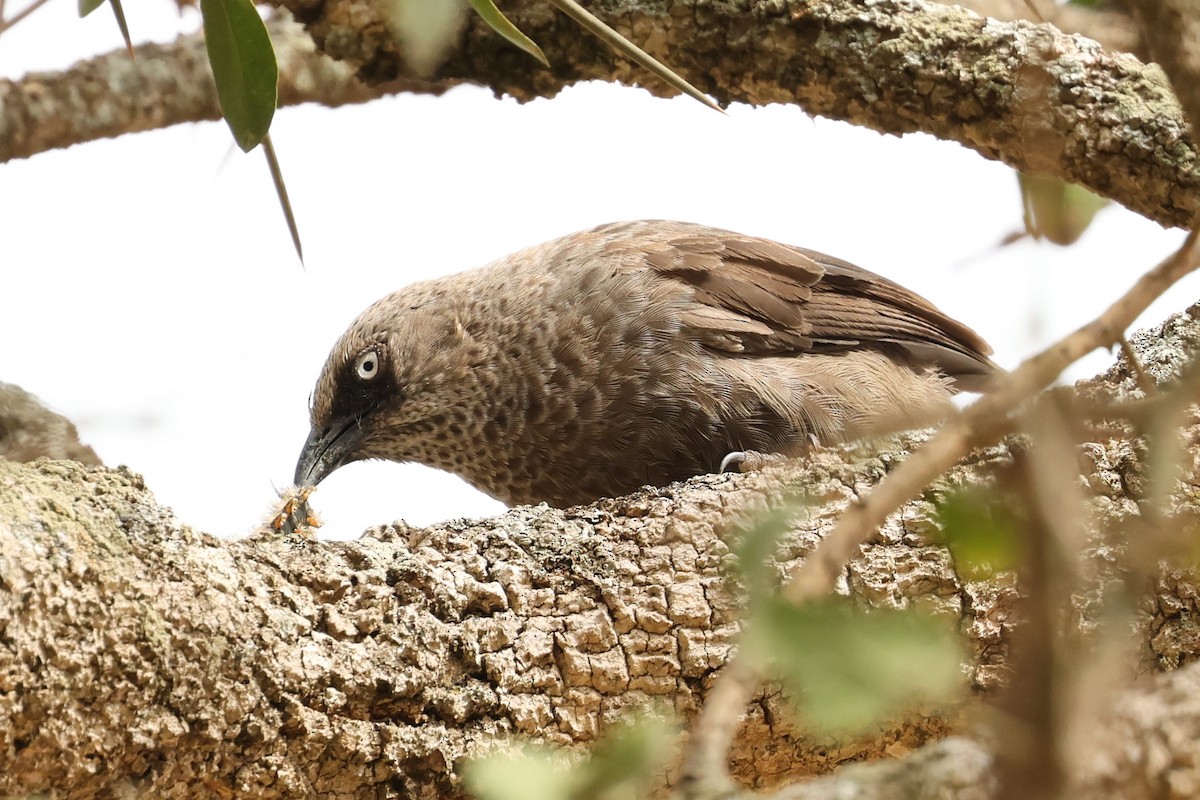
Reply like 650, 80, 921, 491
355, 350, 380, 381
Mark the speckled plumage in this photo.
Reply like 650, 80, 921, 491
295, 220, 996, 507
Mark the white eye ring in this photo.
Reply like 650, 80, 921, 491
355, 350, 380, 381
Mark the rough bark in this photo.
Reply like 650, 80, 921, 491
0, 382, 101, 466
4, 304, 1200, 798
0, 15, 444, 163
1127, 0, 1200, 137
2, 0, 1198, 231
948, 0, 1145, 57
771, 658, 1200, 800
386, 0, 1189, 229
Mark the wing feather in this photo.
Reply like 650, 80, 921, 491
606, 220, 997, 388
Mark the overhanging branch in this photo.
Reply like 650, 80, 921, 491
0, 15, 444, 163
1, 0, 1197, 230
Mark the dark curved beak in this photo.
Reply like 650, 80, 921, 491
294, 416, 367, 487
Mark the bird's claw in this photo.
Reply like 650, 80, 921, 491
720, 451, 747, 473
720, 450, 787, 474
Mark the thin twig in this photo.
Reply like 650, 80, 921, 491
1117, 334, 1156, 394
1020, 0, 1047, 23
547, 0, 723, 113
676, 228, 1200, 799
0, 0, 52, 36
261, 133, 304, 265
783, 226, 1200, 604
678, 656, 760, 797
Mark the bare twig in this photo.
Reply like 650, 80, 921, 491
1020, 0, 1047, 23
546, 0, 723, 113
784, 226, 1200, 604
0, 0, 51, 36
678, 657, 760, 797
261, 133, 304, 265
1126, 0, 1200, 136
1117, 334, 1156, 394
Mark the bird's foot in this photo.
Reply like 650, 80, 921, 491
720, 450, 788, 474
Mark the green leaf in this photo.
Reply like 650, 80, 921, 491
745, 599, 965, 733
571, 716, 675, 800
463, 746, 575, 800
1019, 173, 1109, 246
730, 496, 807, 607
463, 716, 676, 800
378, 0, 468, 75
935, 487, 1021, 580
79, 0, 105, 18
200, 0, 278, 152
467, 0, 549, 66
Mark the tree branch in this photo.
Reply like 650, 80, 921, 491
6, 301, 1200, 795
0, 15, 444, 163
947, 0, 1145, 57
277, 0, 1199, 229
1126, 0, 1200, 139
4, 0, 1199, 230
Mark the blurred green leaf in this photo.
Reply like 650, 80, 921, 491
571, 716, 675, 800
935, 487, 1021, 580
464, 716, 675, 800
78, 0, 105, 18
467, 0, 548, 66
730, 497, 806, 607
1019, 173, 1109, 246
745, 599, 965, 733
379, 0, 467, 75
201, 0, 278, 151
464, 746, 575, 800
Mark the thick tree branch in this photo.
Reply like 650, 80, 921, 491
0, 447, 975, 797
3, 0, 1199, 230
948, 0, 1144, 57
0, 15, 444, 163
279, 0, 1198, 228
5, 302, 1200, 796
1127, 0, 1200, 139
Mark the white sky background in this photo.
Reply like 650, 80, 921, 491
1, 2, 1194, 538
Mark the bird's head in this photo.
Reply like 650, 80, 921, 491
294, 289, 489, 489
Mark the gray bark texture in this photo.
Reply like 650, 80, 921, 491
3, 305, 1200, 798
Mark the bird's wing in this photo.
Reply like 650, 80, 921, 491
605, 221, 998, 388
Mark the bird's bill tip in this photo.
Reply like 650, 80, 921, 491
294, 417, 364, 488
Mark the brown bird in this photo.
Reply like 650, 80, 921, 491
295, 220, 996, 507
